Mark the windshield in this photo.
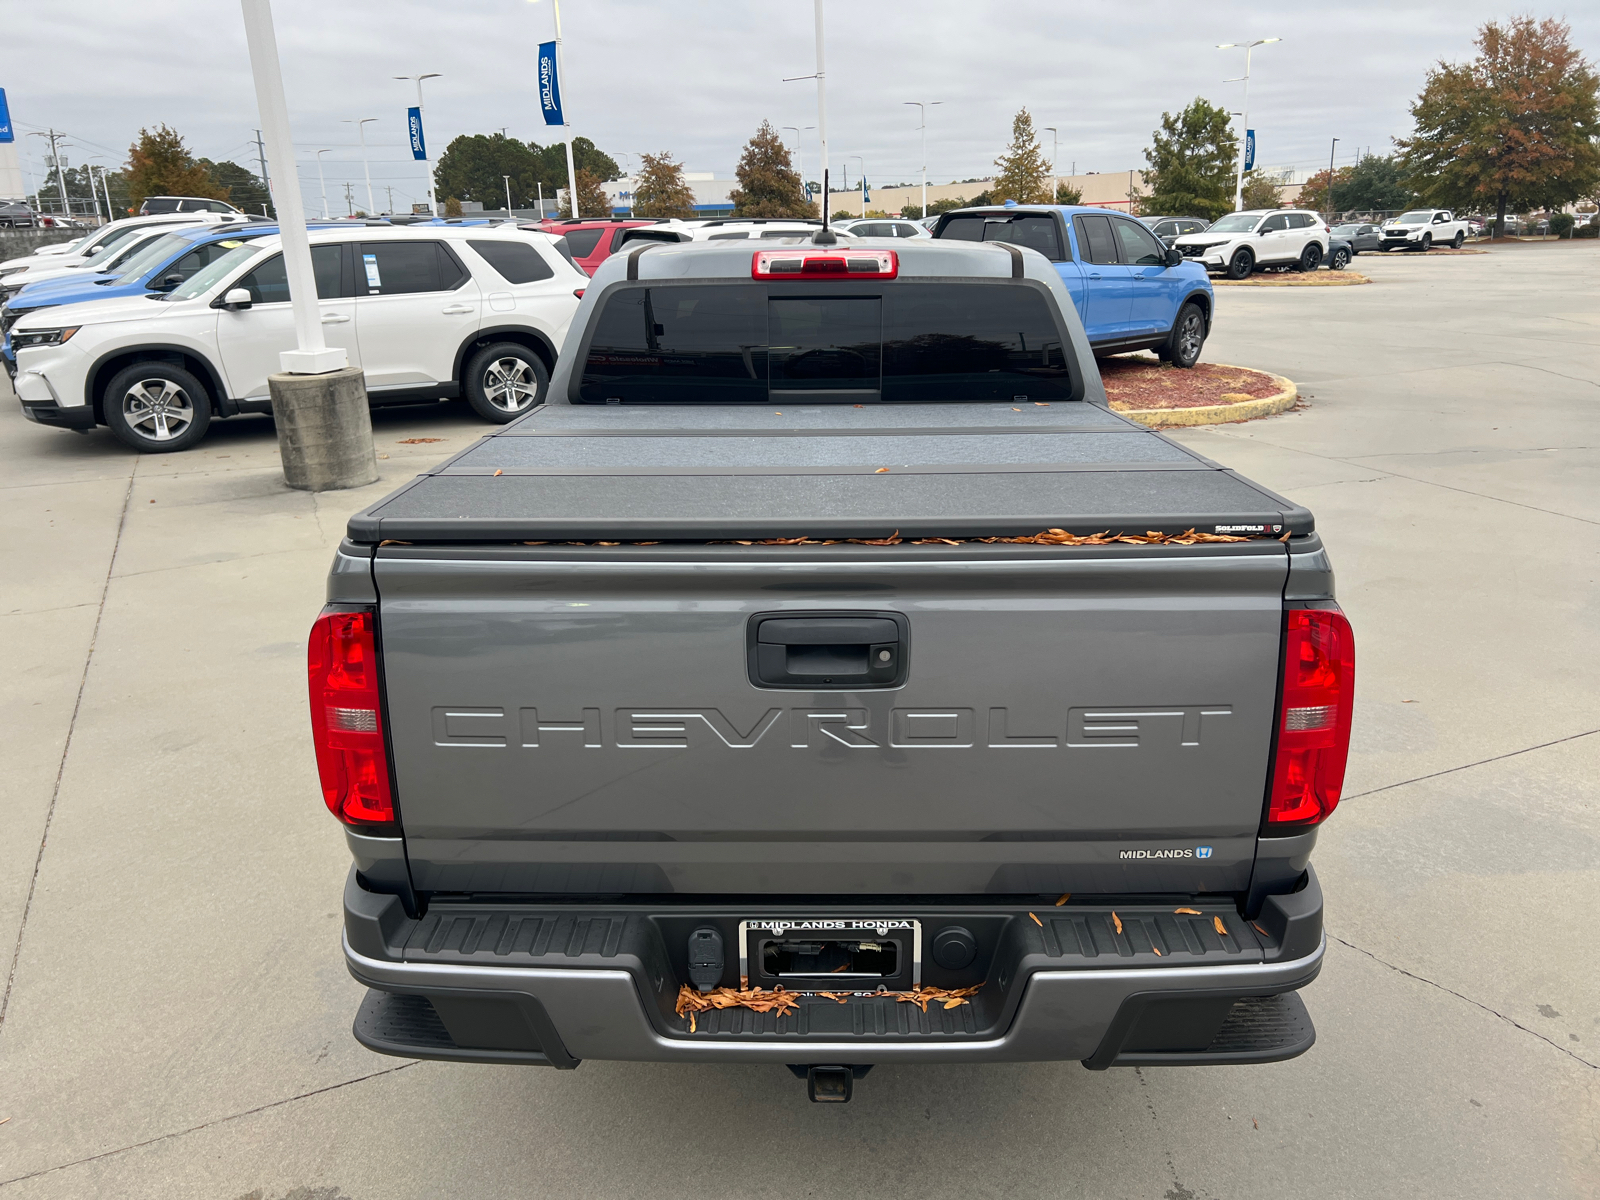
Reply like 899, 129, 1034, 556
164, 242, 266, 302
82, 230, 164, 269
1396, 211, 1433, 223
110, 233, 189, 283
1206, 213, 1262, 233
1332, 225, 1358, 234
80, 223, 157, 259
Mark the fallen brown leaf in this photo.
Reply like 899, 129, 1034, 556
874, 467, 890, 473
1112, 912, 1124, 935
397, 437, 444, 444
493, 469, 504, 476
1213, 916, 1228, 937
1175, 907, 1202, 915
676, 983, 802, 1022
523, 541, 549, 545
1029, 912, 1043, 927
378, 540, 413, 547
889, 985, 982, 1013
817, 991, 852, 1004
1253, 1117, 1259, 1130
1252, 921, 1270, 938
1055, 893, 1072, 906
1150, 945, 1162, 955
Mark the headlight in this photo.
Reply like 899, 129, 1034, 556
12, 326, 79, 349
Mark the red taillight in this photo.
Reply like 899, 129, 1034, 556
752, 248, 898, 279
1267, 607, 1355, 828
308, 608, 394, 829
573, 288, 586, 298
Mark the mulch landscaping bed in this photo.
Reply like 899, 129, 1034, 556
1100, 356, 1284, 410
1217, 271, 1370, 286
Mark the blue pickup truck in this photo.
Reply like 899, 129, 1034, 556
934, 204, 1214, 366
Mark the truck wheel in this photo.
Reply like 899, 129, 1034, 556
1329, 247, 1350, 271
1226, 249, 1254, 280
463, 342, 548, 423
1451, 231, 1465, 249
103, 362, 212, 453
1159, 302, 1207, 369
1418, 233, 1432, 252
1298, 243, 1323, 272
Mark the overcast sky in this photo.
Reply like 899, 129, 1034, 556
4, 0, 1596, 211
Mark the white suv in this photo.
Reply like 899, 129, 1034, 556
1171, 209, 1330, 279
11, 223, 585, 452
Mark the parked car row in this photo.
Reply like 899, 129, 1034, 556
1171, 209, 1332, 279
8, 201, 1218, 453
7, 217, 587, 451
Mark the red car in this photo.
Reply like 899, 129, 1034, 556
524, 217, 690, 276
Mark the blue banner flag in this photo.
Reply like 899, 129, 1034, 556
1244, 129, 1256, 172
0, 89, 14, 144
408, 107, 426, 161
538, 41, 565, 126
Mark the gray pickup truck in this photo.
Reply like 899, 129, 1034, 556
316, 237, 1352, 1102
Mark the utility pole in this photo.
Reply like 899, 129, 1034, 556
903, 101, 941, 218
385, 185, 395, 215
1326, 137, 1339, 225
847, 155, 864, 217
1218, 38, 1279, 212
27, 130, 72, 216
315, 148, 331, 219
253, 128, 271, 202
503, 174, 513, 215
1045, 126, 1058, 204
343, 180, 354, 216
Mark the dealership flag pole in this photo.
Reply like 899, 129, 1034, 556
240, 0, 376, 491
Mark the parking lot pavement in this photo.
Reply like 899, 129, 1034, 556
1, 243, 1597, 1199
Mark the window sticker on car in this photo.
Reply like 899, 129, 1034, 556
217, 241, 243, 249
363, 253, 382, 290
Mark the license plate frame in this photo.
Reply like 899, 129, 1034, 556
739, 918, 922, 991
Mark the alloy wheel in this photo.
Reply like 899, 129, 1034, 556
122, 379, 195, 442
481, 357, 540, 414
1177, 311, 1204, 364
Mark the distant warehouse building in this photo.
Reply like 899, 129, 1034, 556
603, 171, 737, 217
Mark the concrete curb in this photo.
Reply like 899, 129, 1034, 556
1215, 272, 1370, 287
1112, 369, 1298, 427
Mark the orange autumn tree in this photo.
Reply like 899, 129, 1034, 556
1397, 16, 1600, 236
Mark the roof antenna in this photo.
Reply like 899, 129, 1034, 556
812, 167, 837, 244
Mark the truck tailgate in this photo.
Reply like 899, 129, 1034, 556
375, 543, 1287, 896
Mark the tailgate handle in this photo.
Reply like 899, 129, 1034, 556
748, 612, 908, 689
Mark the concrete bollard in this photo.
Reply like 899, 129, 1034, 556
267, 367, 379, 492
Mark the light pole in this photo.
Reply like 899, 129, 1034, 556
782, 0, 831, 227
782, 125, 814, 204
529, 2, 579, 218
504, 174, 514, 215
394, 72, 441, 216
1217, 38, 1279, 212
1044, 126, 1059, 204
903, 101, 941, 218
1325, 137, 1339, 225
343, 118, 377, 216
847, 155, 865, 217
314, 148, 332, 219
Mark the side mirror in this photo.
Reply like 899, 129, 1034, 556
157, 273, 184, 291
1164, 246, 1183, 267
220, 287, 253, 310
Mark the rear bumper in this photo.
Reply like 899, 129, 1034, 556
343, 867, 1325, 1067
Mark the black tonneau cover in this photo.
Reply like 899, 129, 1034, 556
345, 402, 1312, 543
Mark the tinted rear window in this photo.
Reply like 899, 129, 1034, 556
579, 282, 1073, 404
468, 239, 554, 284
564, 228, 606, 257
936, 213, 1065, 261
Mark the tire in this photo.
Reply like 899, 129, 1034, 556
1298, 242, 1323, 272
1418, 233, 1432, 252
103, 362, 212, 453
1451, 231, 1464, 249
1161, 301, 1208, 369
463, 342, 549, 423
1329, 247, 1350, 271
1226, 248, 1254, 280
